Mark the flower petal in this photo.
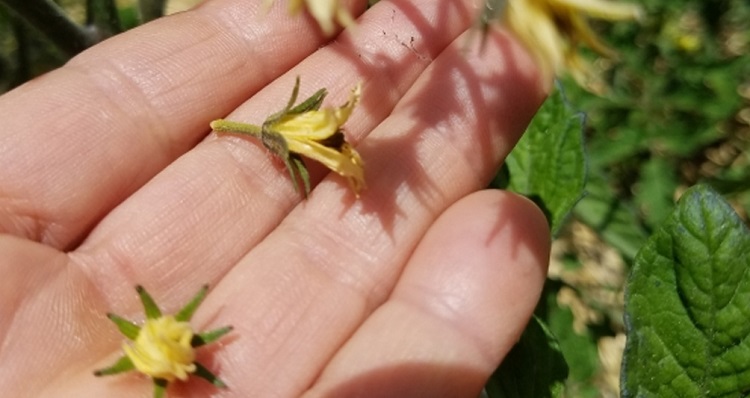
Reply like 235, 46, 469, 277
551, 0, 643, 21
286, 138, 365, 194
123, 316, 197, 382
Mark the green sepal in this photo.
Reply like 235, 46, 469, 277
175, 284, 208, 322
193, 361, 228, 388
153, 378, 168, 398
192, 325, 234, 347
267, 76, 302, 123
260, 131, 310, 196
278, 152, 311, 197
267, 77, 327, 123
106, 313, 141, 340
288, 87, 327, 114
291, 155, 311, 197
93, 355, 135, 376
136, 285, 162, 319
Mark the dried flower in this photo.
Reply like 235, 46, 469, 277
266, 0, 355, 36
211, 77, 365, 197
94, 285, 232, 398
502, 0, 642, 88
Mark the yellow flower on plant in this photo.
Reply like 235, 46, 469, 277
502, 0, 642, 88
267, 0, 355, 36
123, 316, 196, 382
211, 78, 365, 197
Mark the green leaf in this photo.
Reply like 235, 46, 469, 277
634, 157, 678, 229
175, 284, 208, 322
93, 355, 135, 376
136, 285, 162, 319
484, 316, 568, 398
504, 85, 587, 237
106, 313, 141, 340
192, 325, 233, 347
536, 281, 601, 396
622, 184, 750, 397
574, 174, 649, 261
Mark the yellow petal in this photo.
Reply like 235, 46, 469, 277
302, 0, 356, 35
551, 0, 643, 21
505, 0, 568, 78
123, 316, 196, 382
504, 0, 640, 89
274, 110, 341, 140
286, 138, 365, 194
305, 0, 336, 34
273, 82, 361, 141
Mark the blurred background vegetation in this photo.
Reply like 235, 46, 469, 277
548, 0, 749, 396
0, 0, 748, 396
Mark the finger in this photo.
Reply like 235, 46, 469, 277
72, 0, 482, 312
0, 0, 365, 249
175, 27, 545, 396
302, 190, 550, 397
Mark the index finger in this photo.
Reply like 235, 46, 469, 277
0, 0, 365, 249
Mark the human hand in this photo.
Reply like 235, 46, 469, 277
0, 0, 549, 396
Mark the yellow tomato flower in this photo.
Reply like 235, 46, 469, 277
94, 285, 232, 398
211, 78, 365, 197
268, 83, 365, 194
267, 0, 355, 36
503, 0, 642, 87
123, 316, 197, 382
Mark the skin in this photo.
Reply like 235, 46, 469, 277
0, 0, 550, 396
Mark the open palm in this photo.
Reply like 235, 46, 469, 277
0, 0, 549, 396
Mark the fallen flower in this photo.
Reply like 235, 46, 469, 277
94, 285, 232, 398
211, 77, 365, 197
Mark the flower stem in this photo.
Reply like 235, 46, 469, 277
210, 119, 263, 138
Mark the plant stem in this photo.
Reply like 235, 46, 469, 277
87, 0, 121, 37
0, 0, 97, 57
138, 0, 165, 23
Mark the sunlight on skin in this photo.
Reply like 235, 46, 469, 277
0, 0, 548, 396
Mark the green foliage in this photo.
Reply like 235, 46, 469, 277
563, 0, 750, 232
500, 85, 587, 237
485, 316, 568, 398
549, 0, 749, 394
574, 174, 649, 261
622, 185, 750, 397
538, 284, 602, 398
493, 86, 593, 397
0, 0, 165, 92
